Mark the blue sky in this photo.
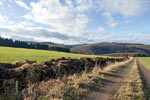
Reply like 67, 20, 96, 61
0, 0, 150, 44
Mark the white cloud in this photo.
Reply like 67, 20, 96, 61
83, 26, 106, 42
0, 25, 93, 44
102, 12, 118, 27
0, 0, 149, 44
75, 0, 94, 12
15, 0, 30, 10
0, 1, 3, 6
108, 21, 118, 28
97, 27, 105, 33
13, 21, 33, 29
33, 37, 80, 45
0, 15, 8, 22
133, 33, 150, 44
23, 0, 146, 35
85, 26, 105, 34
102, 12, 112, 20
101, 0, 145, 27
100, 0, 143, 17
0, 19, 33, 31
24, 0, 90, 37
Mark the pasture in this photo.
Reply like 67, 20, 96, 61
138, 57, 150, 69
0, 46, 105, 63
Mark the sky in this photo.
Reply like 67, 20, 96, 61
0, 0, 150, 44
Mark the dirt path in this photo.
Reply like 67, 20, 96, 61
84, 59, 134, 100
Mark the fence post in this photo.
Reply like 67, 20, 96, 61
15, 80, 19, 100
16, 81, 18, 94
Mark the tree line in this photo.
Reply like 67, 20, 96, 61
0, 37, 70, 52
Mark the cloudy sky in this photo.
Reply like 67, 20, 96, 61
0, 0, 150, 44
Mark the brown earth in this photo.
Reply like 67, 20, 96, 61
0, 57, 127, 93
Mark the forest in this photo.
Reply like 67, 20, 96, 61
0, 37, 70, 52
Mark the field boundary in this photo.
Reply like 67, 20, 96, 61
21, 58, 132, 100
0, 57, 128, 100
137, 59, 150, 100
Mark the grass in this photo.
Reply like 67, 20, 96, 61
0, 46, 107, 63
138, 57, 150, 69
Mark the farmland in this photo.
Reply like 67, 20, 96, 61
0, 47, 150, 99
0, 46, 107, 63
0, 53, 128, 100
0, 46, 150, 100
138, 57, 150, 69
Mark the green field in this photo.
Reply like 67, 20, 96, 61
138, 57, 150, 69
0, 46, 107, 63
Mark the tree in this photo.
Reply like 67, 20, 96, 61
0, 37, 70, 52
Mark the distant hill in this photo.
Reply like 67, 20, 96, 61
28, 41, 83, 49
39, 42, 65, 47
70, 42, 150, 56
1, 36, 150, 56
39, 42, 74, 48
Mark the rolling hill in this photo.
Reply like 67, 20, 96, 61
70, 42, 150, 56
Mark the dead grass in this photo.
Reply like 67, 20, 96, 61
103, 57, 133, 72
113, 59, 146, 100
22, 58, 133, 100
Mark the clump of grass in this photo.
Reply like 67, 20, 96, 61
22, 67, 101, 100
103, 57, 133, 72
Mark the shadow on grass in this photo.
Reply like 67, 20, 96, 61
78, 77, 115, 92
99, 72, 121, 78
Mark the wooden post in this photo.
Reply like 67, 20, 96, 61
16, 81, 18, 94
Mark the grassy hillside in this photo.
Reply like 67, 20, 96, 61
0, 46, 105, 63
138, 57, 150, 69
70, 42, 150, 55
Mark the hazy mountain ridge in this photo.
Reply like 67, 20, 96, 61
31, 42, 150, 56
70, 42, 150, 55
